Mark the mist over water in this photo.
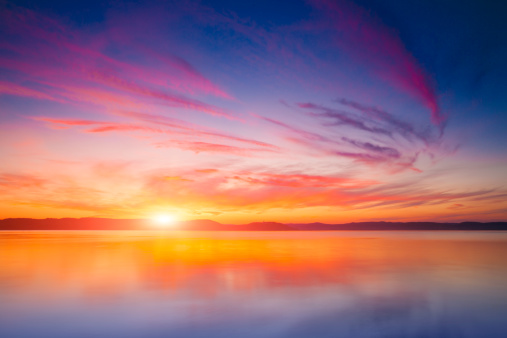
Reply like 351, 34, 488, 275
1, 231, 507, 338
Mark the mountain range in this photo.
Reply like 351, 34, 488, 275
1, 218, 507, 231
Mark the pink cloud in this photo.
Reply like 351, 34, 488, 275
229, 172, 377, 189
0, 81, 59, 102
154, 140, 278, 157
35, 117, 279, 156
447, 203, 467, 210
86, 125, 162, 133
35, 118, 105, 126
0, 163, 504, 221
134, 46, 233, 99
0, 6, 234, 118
195, 169, 219, 174
84, 69, 230, 117
138, 168, 502, 213
119, 111, 279, 149
309, 0, 444, 125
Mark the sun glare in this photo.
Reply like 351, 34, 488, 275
152, 214, 177, 227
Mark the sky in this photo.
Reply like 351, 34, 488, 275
0, 0, 506, 223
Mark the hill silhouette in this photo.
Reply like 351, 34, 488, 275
231, 222, 293, 231
1, 218, 507, 231
180, 219, 225, 230
288, 221, 507, 231
0, 218, 294, 231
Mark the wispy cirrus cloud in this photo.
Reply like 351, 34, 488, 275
336, 98, 437, 143
261, 108, 422, 172
0, 81, 60, 102
229, 172, 377, 189
0, 6, 233, 118
154, 140, 278, 157
298, 102, 393, 136
341, 137, 401, 159
35, 116, 279, 156
259, 116, 333, 144
35, 117, 165, 134
121, 111, 277, 149
307, 0, 443, 126
259, 93, 449, 173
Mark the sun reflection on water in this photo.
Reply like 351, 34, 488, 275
1, 231, 507, 337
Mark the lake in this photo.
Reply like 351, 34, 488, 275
1, 231, 507, 337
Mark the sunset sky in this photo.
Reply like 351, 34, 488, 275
1, 0, 506, 223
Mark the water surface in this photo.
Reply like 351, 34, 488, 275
1, 231, 507, 337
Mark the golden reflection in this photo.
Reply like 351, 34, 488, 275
1, 231, 507, 302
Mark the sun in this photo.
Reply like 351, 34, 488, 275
152, 214, 177, 227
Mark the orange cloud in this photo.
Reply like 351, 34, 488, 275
0, 173, 48, 189
163, 176, 193, 182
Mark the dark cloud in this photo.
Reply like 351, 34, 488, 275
336, 98, 436, 143
298, 102, 393, 137
341, 137, 401, 159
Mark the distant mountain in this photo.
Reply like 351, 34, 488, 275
231, 222, 293, 231
288, 221, 507, 231
0, 218, 294, 231
180, 219, 225, 230
1, 218, 507, 231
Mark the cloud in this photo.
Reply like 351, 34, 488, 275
228, 172, 377, 189
260, 112, 421, 172
35, 117, 164, 134
36, 118, 108, 126
447, 203, 466, 210
154, 140, 278, 157
2, 1, 502, 223
341, 137, 400, 159
336, 98, 435, 143
195, 169, 219, 174
163, 176, 194, 182
298, 102, 392, 136
0, 81, 60, 102
84, 69, 230, 118
35, 116, 280, 155
137, 167, 506, 216
308, 0, 444, 125
261, 116, 334, 144
86, 125, 162, 133
133, 45, 233, 100
1, 164, 504, 222
141, 169, 375, 210
117, 111, 277, 149
0, 6, 234, 118
0, 173, 47, 189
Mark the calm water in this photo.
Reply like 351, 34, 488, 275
1, 231, 507, 338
